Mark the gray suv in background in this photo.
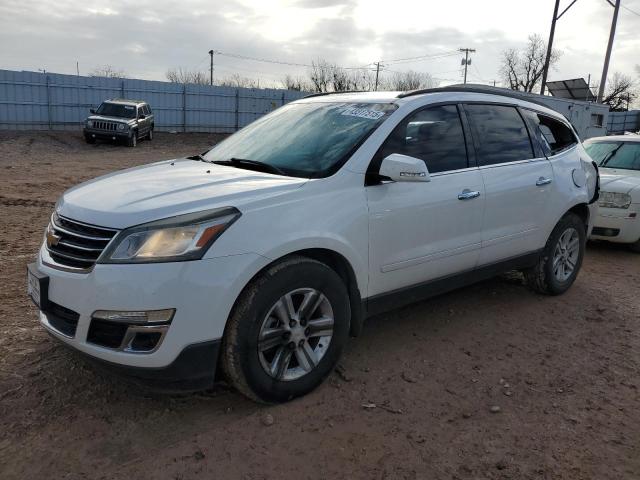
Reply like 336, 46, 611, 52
84, 99, 154, 147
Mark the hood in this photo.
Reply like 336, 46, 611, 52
87, 114, 136, 125
599, 168, 640, 194
57, 159, 308, 228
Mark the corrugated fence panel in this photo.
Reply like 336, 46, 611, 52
607, 110, 640, 134
0, 69, 307, 132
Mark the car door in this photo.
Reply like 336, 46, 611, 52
137, 106, 148, 136
463, 103, 554, 265
366, 104, 485, 298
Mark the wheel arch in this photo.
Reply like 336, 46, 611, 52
229, 248, 365, 339
566, 202, 590, 228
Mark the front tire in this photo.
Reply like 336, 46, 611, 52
222, 256, 350, 403
629, 239, 640, 253
524, 213, 586, 295
84, 135, 95, 144
127, 130, 137, 147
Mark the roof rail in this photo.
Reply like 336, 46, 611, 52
303, 90, 366, 99
108, 98, 146, 104
397, 84, 553, 110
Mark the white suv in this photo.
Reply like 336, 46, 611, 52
27, 87, 599, 402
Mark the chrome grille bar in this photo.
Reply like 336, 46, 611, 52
46, 213, 118, 271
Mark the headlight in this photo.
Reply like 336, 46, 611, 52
99, 207, 241, 263
87, 120, 93, 127
117, 123, 126, 130
598, 191, 632, 209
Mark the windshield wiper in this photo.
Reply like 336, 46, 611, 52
212, 158, 287, 176
187, 153, 207, 162
601, 144, 624, 167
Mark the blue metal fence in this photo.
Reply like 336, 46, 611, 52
0, 69, 307, 133
607, 110, 640, 135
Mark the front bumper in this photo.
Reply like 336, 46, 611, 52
83, 127, 130, 141
30, 249, 270, 374
590, 204, 640, 244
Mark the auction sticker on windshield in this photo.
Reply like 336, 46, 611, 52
340, 106, 386, 120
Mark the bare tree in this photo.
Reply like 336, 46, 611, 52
217, 73, 261, 89
166, 67, 209, 85
594, 72, 637, 111
308, 59, 332, 92
281, 74, 311, 92
500, 34, 561, 92
381, 70, 437, 91
90, 65, 127, 78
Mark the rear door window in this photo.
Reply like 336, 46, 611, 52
374, 104, 469, 174
464, 104, 534, 166
521, 110, 578, 156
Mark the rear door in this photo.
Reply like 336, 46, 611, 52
137, 105, 149, 135
366, 104, 485, 297
463, 103, 554, 265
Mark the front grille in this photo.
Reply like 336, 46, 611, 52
45, 302, 80, 337
46, 213, 118, 270
92, 121, 118, 131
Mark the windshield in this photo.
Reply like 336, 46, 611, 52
585, 141, 640, 171
203, 102, 397, 178
96, 103, 136, 119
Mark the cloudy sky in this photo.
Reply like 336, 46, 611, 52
1, 0, 639, 88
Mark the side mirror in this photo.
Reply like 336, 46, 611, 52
89, 108, 95, 114
138, 114, 145, 120
379, 153, 430, 182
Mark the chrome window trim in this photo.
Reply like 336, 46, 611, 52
476, 157, 550, 170
429, 166, 480, 178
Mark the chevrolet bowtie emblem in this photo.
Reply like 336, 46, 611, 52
46, 228, 61, 247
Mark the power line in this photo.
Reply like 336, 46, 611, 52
212, 50, 312, 67
621, 3, 640, 16
381, 50, 460, 65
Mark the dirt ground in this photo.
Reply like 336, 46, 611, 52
0, 131, 639, 480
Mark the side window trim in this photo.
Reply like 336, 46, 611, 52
456, 103, 478, 168
518, 107, 547, 159
367, 102, 472, 178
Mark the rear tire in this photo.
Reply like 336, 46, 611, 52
148, 127, 154, 141
222, 256, 350, 403
524, 213, 586, 295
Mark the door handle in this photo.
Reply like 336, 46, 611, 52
536, 177, 553, 186
458, 189, 481, 200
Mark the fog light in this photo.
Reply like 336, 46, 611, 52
92, 309, 175, 324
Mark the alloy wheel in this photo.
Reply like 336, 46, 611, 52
552, 227, 580, 282
257, 288, 334, 381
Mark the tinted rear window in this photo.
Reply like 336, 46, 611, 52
464, 104, 534, 166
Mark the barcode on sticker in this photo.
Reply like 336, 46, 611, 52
340, 107, 385, 120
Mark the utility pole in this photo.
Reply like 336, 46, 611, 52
76, 61, 79, 76
540, 0, 579, 95
459, 48, 475, 84
597, 0, 621, 103
208, 49, 215, 86
374, 62, 381, 91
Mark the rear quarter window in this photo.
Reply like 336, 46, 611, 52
521, 110, 578, 156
